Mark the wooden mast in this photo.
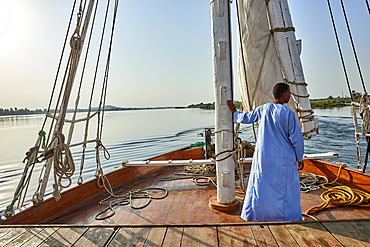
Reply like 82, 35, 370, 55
266, 0, 318, 139
210, 0, 236, 205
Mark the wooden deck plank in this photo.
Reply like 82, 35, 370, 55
3, 228, 42, 247
0, 228, 13, 239
0, 227, 28, 246
73, 227, 115, 247
217, 226, 257, 246
109, 227, 151, 247
340, 221, 370, 243
20, 227, 58, 246
360, 220, 370, 230
181, 227, 218, 246
322, 221, 369, 247
156, 180, 177, 225
250, 225, 278, 247
286, 223, 342, 247
162, 227, 183, 247
164, 179, 185, 224
143, 227, 167, 247
39, 227, 88, 246
268, 224, 298, 246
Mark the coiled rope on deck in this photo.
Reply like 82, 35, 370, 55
305, 164, 370, 215
95, 187, 168, 220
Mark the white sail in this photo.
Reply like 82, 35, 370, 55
236, 0, 318, 139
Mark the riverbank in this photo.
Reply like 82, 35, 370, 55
0, 105, 181, 116
188, 96, 363, 110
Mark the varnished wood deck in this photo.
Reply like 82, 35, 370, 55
44, 166, 370, 225
1, 220, 369, 246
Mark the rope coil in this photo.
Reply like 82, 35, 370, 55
305, 164, 370, 215
95, 187, 168, 220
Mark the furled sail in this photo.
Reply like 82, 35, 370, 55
236, 0, 318, 139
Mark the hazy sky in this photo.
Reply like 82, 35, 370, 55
0, 0, 369, 109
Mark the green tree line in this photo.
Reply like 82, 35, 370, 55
188, 91, 366, 110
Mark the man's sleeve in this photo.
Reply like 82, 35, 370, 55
233, 108, 260, 124
288, 111, 304, 162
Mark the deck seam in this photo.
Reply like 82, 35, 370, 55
319, 222, 345, 247
37, 227, 60, 246
159, 227, 168, 246
103, 226, 120, 246
266, 224, 281, 246
70, 226, 90, 246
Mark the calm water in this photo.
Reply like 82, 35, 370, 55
0, 107, 367, 209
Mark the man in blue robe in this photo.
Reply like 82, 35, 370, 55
227, 83, 304, 222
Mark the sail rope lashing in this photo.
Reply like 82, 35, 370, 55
2, 131, 46, 216
233, 138, 250, 200
51, 133, 75, 200
28, 0, 120, 205
305, 164, 370, 215
40, 0, 79, 132
5, 0, 79, 213
360, 93, 370, 172
37, 0, 93, 202
95, 187, 168, 220
360, 93, 370, 135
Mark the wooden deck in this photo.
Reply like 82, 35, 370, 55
2, 153, 370, 246
0, 220, 369, 246
42, 166, 370, 225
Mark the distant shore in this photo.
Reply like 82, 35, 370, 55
0, 105, 185, 116
0, 93, 365, 116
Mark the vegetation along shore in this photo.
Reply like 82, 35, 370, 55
1, 91, 366, 116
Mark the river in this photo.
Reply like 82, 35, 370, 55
0, 107, 367, 210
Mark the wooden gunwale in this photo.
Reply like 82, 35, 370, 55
302, 159, 370, 193
1, 217, 370, 228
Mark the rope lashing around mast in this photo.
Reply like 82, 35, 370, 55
305, 164, 370, 215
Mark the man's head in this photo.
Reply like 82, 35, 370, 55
273, 83, 291, 104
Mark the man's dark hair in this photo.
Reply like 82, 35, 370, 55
273, 83, 290, 99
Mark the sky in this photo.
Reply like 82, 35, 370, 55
0, 0, 369, 109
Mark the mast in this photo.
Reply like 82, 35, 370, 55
210, 0, 236, 205
266, 0, 318, 139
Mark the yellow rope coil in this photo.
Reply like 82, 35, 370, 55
305, 164, 370, 215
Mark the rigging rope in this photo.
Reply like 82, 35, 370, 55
339, 0, 368, 94
3, 131, 46, 215
41, 0, 78, 131
52, 133, 75, 200
305, 164, 370, 215
326, 0, 353, 101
